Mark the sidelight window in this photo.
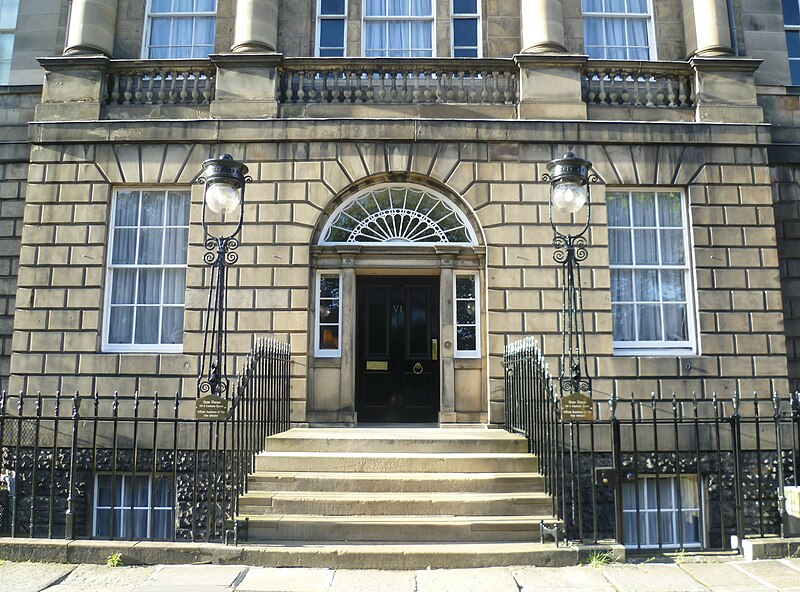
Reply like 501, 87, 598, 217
315, 271, 342, 357
607, 190, 695, 354
455, 273, 480, 357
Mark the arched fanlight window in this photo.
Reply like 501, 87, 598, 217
320, 184, 477, 245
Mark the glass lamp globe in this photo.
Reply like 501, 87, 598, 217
551, 181, 587, 214
205, 182, 241, 215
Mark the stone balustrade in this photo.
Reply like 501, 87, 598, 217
104, 60, 216, 106
583, 61, 695, 108
279, 59, 518, 106
35, 54, 763, 124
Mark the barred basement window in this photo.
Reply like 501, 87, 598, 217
455, 273, 480, 357
622, 475, 702, 549
93, 474, 174, 540
315, 271, 342, 357
104, 189, 190, 352
321, 185, 475, 245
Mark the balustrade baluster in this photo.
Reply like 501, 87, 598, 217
632, 73, 641, 106
191, 72, 201, 103
204, 74, 215, 103
666, 76, 676, 107
123, 77, 133, 105
145, 71, 156, 104
654, 74, 666, 106
598, 71, 607, 105
157, 71, 167, 103
111, 75, 122, 104
134, 74, 144, 104
168, 71, 178, 103
423, 71, 434, 102
620, 70, 631, 105
504, 72, 514, 104
180, 71, 190, 103
608, 70, 619, 105
586, 72, 597, 104
490, 71, 501, 103
645, 75, 654, 107
456, 71, 466, 102
343, 71, 353, 103
390, 71, 398, 102
678, 75, 688, 106
366, 69, 375, 103
296, 71, 306, 103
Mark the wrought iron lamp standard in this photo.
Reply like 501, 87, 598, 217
196, 154, 251, 399
543, 152, 597, 410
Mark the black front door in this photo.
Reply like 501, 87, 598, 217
356, 277, 439, 423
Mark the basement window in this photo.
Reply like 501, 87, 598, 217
93, 474, 174, 540
622, 475, 702, 549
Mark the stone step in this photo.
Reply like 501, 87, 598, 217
238, 491, 554, 517
254, 452, 538, 474
265, 428, 528, 454
239, 514, 556, 542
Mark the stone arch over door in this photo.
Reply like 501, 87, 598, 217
308, 175, 488, 426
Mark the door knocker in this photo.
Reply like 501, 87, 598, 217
413, 362, 424, 375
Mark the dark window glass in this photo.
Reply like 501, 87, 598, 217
457, 327, 476, 351
791, 59, 800, 85
321, 0, 345, 14
453, 0, 477, 13
320, 19, 345, 48
785, 0, 800, 26
453, 19, 478, 48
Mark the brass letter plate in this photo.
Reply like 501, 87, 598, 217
366, 361, 388, 371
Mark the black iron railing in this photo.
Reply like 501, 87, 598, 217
0, 337, 290, 543
504, 336, 800, 550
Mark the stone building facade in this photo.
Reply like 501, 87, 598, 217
0, 0, 798, 427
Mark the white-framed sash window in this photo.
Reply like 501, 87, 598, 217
452, 0, 480, 57
622, 475, 703, 549
454, 273, 480, 357
784, 0, 800, 83
143, 0, 217, 59
93, 474, 174, 540
103, 189, 190, 353
363, 0, 434, 57
582, 0, 655, 60
317, 0, 347, 56
0, 0, 19, 84
607, 190, 696, 355
315, 271, 342, 357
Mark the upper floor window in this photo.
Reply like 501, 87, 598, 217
452, 0, 480, 57
317, 0, 347, 56
104, 189, 190, 352
607, 190, 695, 355
784, 0, 800, 83
583, 0, 654, 60
0, 0, 19, 84
363, 0, 434, 57
144, 0, 217, 59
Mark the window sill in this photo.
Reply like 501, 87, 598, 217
613, 347, 696, 357
102, 345, 184, 354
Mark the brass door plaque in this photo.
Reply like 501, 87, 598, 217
196, 395, 229, 420
366, 361, 388, 371
561, 393, 594, 421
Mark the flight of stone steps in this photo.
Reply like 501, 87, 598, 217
233, 427, 580, 569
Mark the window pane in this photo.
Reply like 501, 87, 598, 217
364, 22, 386, 53
163, 269, 186, 305
164, 228, 188, 264
453, 0, 477, 13
320, 19, 345, 48
319, 325, 339, 350
152, 0, 171, 11
791, 59, 800, 85
607, 193, 630, 226
660, 230, 685, 264
637, 304, 662, 341
166, 192, 190, 225
453, 19, 478, 48
612, 303, 635, 342
111, 269, 137, 304
194, 17, 216, 45
320, 299, 339, 323
634, 269, 658, 301
321, 0, 345, 13
0, 0, 18, 29
663, 304, 688, 341
604, 18, 625, 47
115, 192, 140, 226
97, 476, 114, 507
365, 0, 385, 16
634, 229, 658, 264
457, 300, 476, 324
629, 47, 650, 60
112, 229, 137, 265
658, 193, 683, 227
457, 326, 477, 351
138, 229, 164, 265
153, 509, 173, 540
584, 18, 603, 46
411, 21, 432, 52
388, 0, 406, 15
162, 307, 184, 344
456, 276, 475, 298
412, 0, 431, 15
627, 0, 647, 12
607, 0, 625, 12
660, 270, 685, 302
626, 19, 648, 48
135, 307, 160, 344
632, 193, 656, 226
175, 0, 193, 11
789, 31, 800, 60
109, 307, 134, 343
785, 0, 800, 27
195, 0, 216, 10
95, 508, 111, 537
320, 275, 340, 299
583, 0, 603, 11
611, 269, 633, 301
137, 269, 162, 305
142, 192, 165, 226
609, 229, 632, 265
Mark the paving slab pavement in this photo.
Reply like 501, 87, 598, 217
328, 569, 415, 592
512, 565, 617, 591
678, 562, 772, 591
0, 562, 76, 592
236, 568, 335, 592
415, 567, 519, 592
731, 560, 800, 591
601, 564, 709, 591
42, 565, 158, 592
134, 564, 247, 592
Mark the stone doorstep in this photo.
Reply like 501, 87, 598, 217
0, 538, 625, 570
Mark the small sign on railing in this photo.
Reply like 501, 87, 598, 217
561, 393, 594, 421
195, 394, 229, 420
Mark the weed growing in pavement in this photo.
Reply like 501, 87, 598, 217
106, 553, 124, 568
674, 549, 688, 565
586, 551, 615, 568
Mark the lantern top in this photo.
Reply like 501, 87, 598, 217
545, 152, 592, 187
200, 154, 249, 190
